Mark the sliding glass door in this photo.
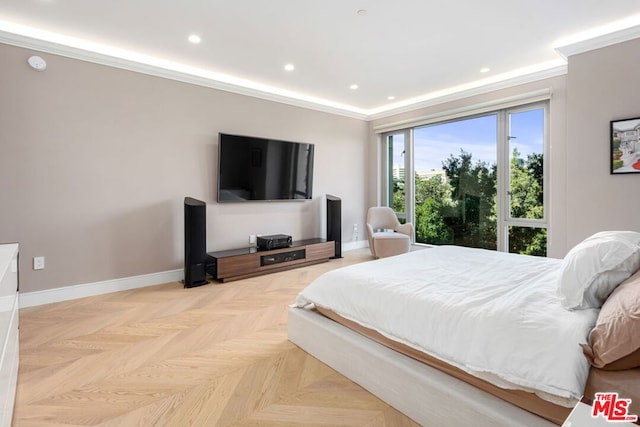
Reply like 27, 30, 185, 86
383, 102, 548, 255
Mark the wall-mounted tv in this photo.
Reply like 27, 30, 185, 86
217, 133, 315, 202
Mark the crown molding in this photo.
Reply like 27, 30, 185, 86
554, 23, 640, 60
0, 28, 370, 120
366, 64, 567, 121
0, 24, 575, 122
372, 88, 553, 134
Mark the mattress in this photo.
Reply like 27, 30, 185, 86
295, 246, 600, 407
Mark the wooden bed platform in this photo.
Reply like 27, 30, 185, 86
288, 307, 558, 427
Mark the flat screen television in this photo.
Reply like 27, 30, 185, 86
217, 133, 315, 202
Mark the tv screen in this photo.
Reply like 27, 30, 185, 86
217, 133, 315, 202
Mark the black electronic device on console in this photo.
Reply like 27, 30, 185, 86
257, 234, 293, 251
260, 249, 305, 266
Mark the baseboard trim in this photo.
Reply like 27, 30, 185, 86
342, 240, 369, 252
20, 241, 369, 309
19, 269, 184, 309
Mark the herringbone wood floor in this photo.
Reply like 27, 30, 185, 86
15, 249, 420, 426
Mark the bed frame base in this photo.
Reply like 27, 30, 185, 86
288, 307, 557, 427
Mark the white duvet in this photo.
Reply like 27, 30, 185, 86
295, 246, 599, 406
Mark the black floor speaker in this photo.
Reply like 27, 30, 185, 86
184, 197, 208, 288
326, 194, 342, 258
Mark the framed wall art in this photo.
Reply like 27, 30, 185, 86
611, 117, 640, 174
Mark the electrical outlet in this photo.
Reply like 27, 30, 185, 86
33, 256, 45, 270
249, 235, 257, 245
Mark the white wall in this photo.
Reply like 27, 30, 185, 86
0, 43, 369, 293
564, 37, 640, 248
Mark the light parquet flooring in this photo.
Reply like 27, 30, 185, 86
15, 249, 420, 426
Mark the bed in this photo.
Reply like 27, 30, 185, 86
288, 232, 640, 426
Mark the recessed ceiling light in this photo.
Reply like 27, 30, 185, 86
357, 9, 367, 16
284, 63, 295, 71
188, 34, 201, 44
387, 96, 396, 100
349, 84, 359, 90
480, 67, 490, 73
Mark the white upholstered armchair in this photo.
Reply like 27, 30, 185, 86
366, 207, 414, 258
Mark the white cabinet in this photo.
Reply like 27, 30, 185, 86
0, 244, 18, 427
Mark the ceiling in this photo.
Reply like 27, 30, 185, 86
2, 1, 640, 119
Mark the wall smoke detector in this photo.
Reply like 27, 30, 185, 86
27, 55, 47, 71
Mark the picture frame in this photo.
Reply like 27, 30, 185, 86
611, 117, 640, 174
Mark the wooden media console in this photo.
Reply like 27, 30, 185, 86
207, 238, 335, 282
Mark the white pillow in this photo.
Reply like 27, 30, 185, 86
558, 231, 640, 310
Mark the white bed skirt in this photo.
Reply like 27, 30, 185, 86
287, 307, 557, 427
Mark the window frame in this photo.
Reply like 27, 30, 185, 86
380, 101, 549, 255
